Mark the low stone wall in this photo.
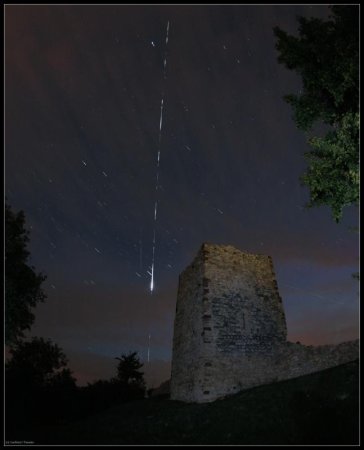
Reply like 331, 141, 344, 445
279, 339, 360, 382
182, 339, 359, 403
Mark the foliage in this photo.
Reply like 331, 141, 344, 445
79, 378, 140, 416
52, 351, 147, 422
273, 6, 359, 222
5, 337, 77, 434
115, 351, 146, 391
5, 337, 76, 389
301, 112, 359, 220
5, 202, 47, 345
5, 347, 147, 439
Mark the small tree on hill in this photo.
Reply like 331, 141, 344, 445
115, 351, 146, 393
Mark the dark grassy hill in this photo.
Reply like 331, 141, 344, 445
12, 360, 359, 445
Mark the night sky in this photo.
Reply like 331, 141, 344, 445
5, 5, 359, 388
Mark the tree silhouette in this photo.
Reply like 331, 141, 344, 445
273, 6, 359, 222
5, 202, 47, 345
115, 351, 146, 391
6, 337, 76, 389
5, 202, 80, 437
5, 337, 77, 434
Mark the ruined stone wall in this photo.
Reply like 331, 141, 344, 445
170, 243, 359, 403
279, 340, 359, 381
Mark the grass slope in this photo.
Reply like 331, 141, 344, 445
22, 360, 360, 445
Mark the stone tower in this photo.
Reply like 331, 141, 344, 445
170, 243, 287, 403
170, 243, 359, 403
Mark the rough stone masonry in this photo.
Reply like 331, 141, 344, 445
170, 243, 359, 403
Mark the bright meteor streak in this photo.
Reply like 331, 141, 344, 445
159, 98, 164, 133
149, 20, 170, 295
150, 264, 154, 292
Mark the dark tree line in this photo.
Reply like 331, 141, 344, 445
5, 202, 146, 440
